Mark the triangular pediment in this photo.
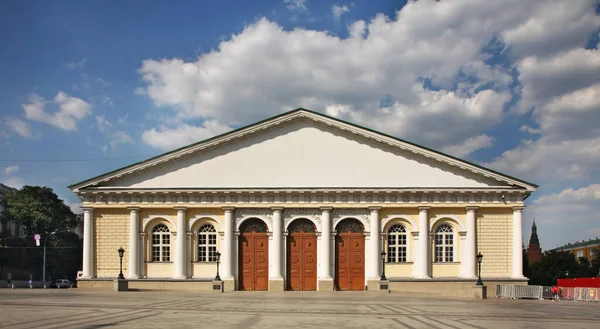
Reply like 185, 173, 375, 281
70, 109, 536, 192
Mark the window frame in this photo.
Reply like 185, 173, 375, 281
151, 224, 171, 262
197, 223, 218, 262
386, 224, 408, 263
433, 223, 455, 263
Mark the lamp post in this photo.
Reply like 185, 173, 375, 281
215, 251, 221, 281
117, 247, 125, 280
380, 251, 387, 281
42, 230, 59, 288
476, 252, 484, 286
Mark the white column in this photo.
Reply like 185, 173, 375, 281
127, 207, 140, 279
512, 207, 524, 278
368, 207, 381, 280
413, 207, 430, 279
320, 207, 332, 279
82, 208, 94, 278
462, 207, 478, 278
271, 207, 283, 279
174, 207, 187, 279
222, 207, 234, 279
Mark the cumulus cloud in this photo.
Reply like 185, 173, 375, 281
141, 120, 231, 151
526, 184, 600, 246
332, 5, 349, 19
139, 0, 557, 153
283, 0, 307, 11
65, 58, 87, 70
1, 117, 37, 139
22, 92, 92, 131
501, 0, 600, 59
95, 115, 134, 151
442, 134, 494, 159
3, 165, 19, 175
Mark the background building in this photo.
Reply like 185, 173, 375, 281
549, 239, 600, 260
527, 220, 543, 265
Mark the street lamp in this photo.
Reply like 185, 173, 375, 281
380, 251, 387, 281
565, 270, 570, 278
117, 247, 125, 280
476, 252, 484, 286
214, 251, 221, 281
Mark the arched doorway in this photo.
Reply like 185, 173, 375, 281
335, 218, 365, 291
239, 218, 269, 291
286, 218, 317, 291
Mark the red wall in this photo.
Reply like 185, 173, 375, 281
557, 277, 600, 288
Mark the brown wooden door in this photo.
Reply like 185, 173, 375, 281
287, 233, 317, 291
335, 219, 365, 291
239, 219, 269, 291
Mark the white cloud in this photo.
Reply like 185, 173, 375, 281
332, 4, 349, 19
1, 117, 37, 139
65, 58, 87, 70
95, 115, 134, 151
283, 0, 307, 11
442, 134, 494, 158
22, 92, 92, 131
526, 184, 600, 247
0, 176, 24, 189
501, 0, 600, 59
517, 48, 600, 113
485, 137, 600, 182
139, 0, 552, 151
3, 165, 19, 175
141, 120, 231, 151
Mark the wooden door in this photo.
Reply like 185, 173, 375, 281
239, 219, 269, 291
335, 219, 365, 291
287, 219, 317, 291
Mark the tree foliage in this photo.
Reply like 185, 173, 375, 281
1, 186, 81, 281
4, 185, 78, 235
529, 250, 599, 286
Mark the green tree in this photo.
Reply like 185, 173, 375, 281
529, 250, 579, 286
4, 185, 78, 235
2, 186, 81, 281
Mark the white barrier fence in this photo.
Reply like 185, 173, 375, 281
495, 285, 548, 300
496, 285, 600, 302
574, 288, 600, 302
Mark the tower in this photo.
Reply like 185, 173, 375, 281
527, 219, 543, 265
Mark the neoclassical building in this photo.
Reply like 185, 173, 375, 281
70, 109, 536, 295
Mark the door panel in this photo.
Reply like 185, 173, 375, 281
287, 233, 317, 291
335, 233, 365, 291
239, 233, 269, 291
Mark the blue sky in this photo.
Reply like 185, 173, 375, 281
1, 0, 600, 249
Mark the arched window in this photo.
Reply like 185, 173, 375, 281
198, 224, 217, 262
152, 224, 171, 262
387, 224, 407, 263
434, 224, 454, 262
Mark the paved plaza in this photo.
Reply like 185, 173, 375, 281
0, 289, 599, 329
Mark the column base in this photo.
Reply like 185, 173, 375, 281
412, 275, 431, 279
269, 278, 284, 291
223, 278, 235, 292
318, 278, 334, 291
472, 285, 487, 299
127, 275, 140, 279
367, 279, 381, 291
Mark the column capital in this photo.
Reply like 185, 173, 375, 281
271, 207, 284, 211
368, 206, 381, 211
513, 206, 525, 212
320, 206, 333, 211
466, 206, 479, 211
418, 206, 430, 211
127, 206, 140, 212
174, 206, 187, 211
222, 206, 235, 211
82, 207, 94, 213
